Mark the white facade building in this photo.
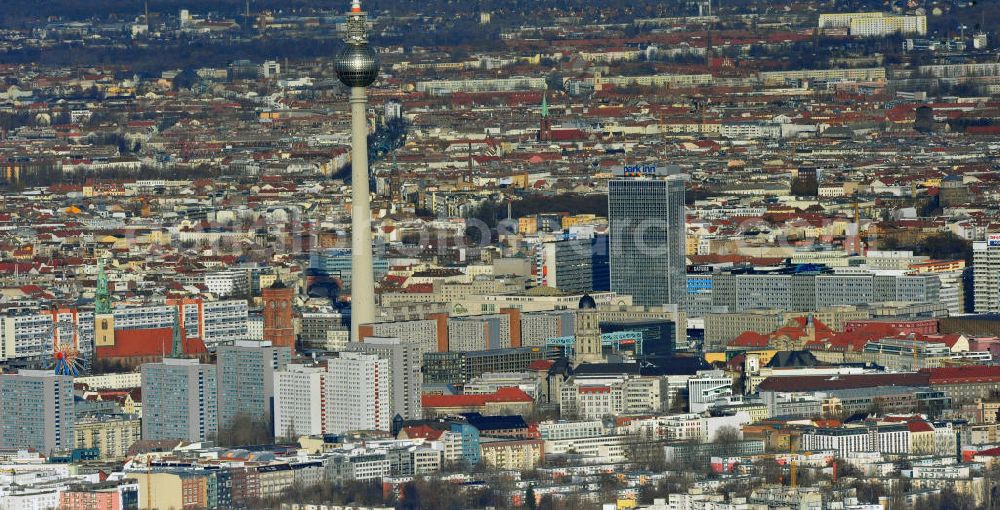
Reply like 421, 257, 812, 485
0, 299, 248, 363
800, 425, 909, 457
974, 238, 1000, 313
346, 337, 423, 421
204, 269, 251, 297
819, 12, 927, 36
75, 372, 142, 390
688, 370, 733, 413
273, 364, 328, 438
327, 352, 390, 433
560, 376, 662, 420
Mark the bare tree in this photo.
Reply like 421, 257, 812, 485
712, 425, 741, 445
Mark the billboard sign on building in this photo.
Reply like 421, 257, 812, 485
613, 164, 681, 177
989, 234, 1000, 247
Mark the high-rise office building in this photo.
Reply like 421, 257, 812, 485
273, 364, 328, 438
262, 280, 295, 349
141, 358, 218, 442
974, 237, 1000, 313
609, 174, 687, 308
327, 352, 390, 433
347, 337, 423, 421
703, 270, 942, 313
0, 370, 75, 453
538, 235, 610, 294
423, 347, 546, 385
216, 341, 291, 431
520, 310, 575, 347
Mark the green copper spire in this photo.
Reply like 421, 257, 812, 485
541, 93, 549, 118
171, 306, 184, 357
95, 259, 111, 314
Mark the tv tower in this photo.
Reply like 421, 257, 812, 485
335, 0, 379, 339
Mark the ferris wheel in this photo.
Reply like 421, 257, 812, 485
43, 319, 84, 376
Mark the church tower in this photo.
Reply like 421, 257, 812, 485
263, 279, 295, 349
573, 294, 604, 365
94, 259, 115, 348
538, 93, 552, 142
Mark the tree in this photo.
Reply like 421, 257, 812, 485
212, 412, 273, 447
790, 175, 818, 197
624, 429, 667, 472
172, 68, 200, 90
712, 425, 741, 445
526, 485, 537, 510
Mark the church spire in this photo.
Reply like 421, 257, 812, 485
538, 92, 552, 142
95, 258, 111, 314
171, 306, 184, 357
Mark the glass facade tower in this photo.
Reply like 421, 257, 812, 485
608, 177, 687, 308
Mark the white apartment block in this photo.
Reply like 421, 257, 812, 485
327, 352, 390, 433
974, 239, 1000, 312
538, 420, 606, 441
864, 250, 928, 270
758, 68, 886, 86
819, 12, 927, 36
0, 370, 76, 453
849, 14, 925, 37
917, 62, 1000, 78
0, 299, 248, 362
75, 372, 142, 390
415, 76, 547, 94
585, 73, 713, 89
560, 376, 662, 420
719, 122, 782, 140
542, 435, 631, 462
800, 425, 909, 457
627, 412, 752, 443
273, 364, 328, 438
661, 414, 706, 442
346, 338, 424, 421
364, 319, 441, 356
204, 269, 251, 297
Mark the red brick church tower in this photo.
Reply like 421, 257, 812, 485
262, 279, 295, 349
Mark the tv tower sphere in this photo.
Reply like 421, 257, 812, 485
335, 2, 379, 88
336, 46, 379, 87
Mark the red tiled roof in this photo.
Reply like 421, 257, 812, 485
402, 424, 444, 441
729, 331, 770, 348
421, 387, 533, 408
95, 328, 207, 358
974, 447, 1000, 457
906, 421, 934, 433
479, 439, 543, 449
527, 360, 554, 371
813, 419, 842, 428
757, 372, 929, 392
403, 283, 433, 294
923, 366, 1000, 384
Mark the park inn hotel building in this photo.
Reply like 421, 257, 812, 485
608, 169, 687, 309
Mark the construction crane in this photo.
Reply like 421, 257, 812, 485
144, 456, 152, 510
